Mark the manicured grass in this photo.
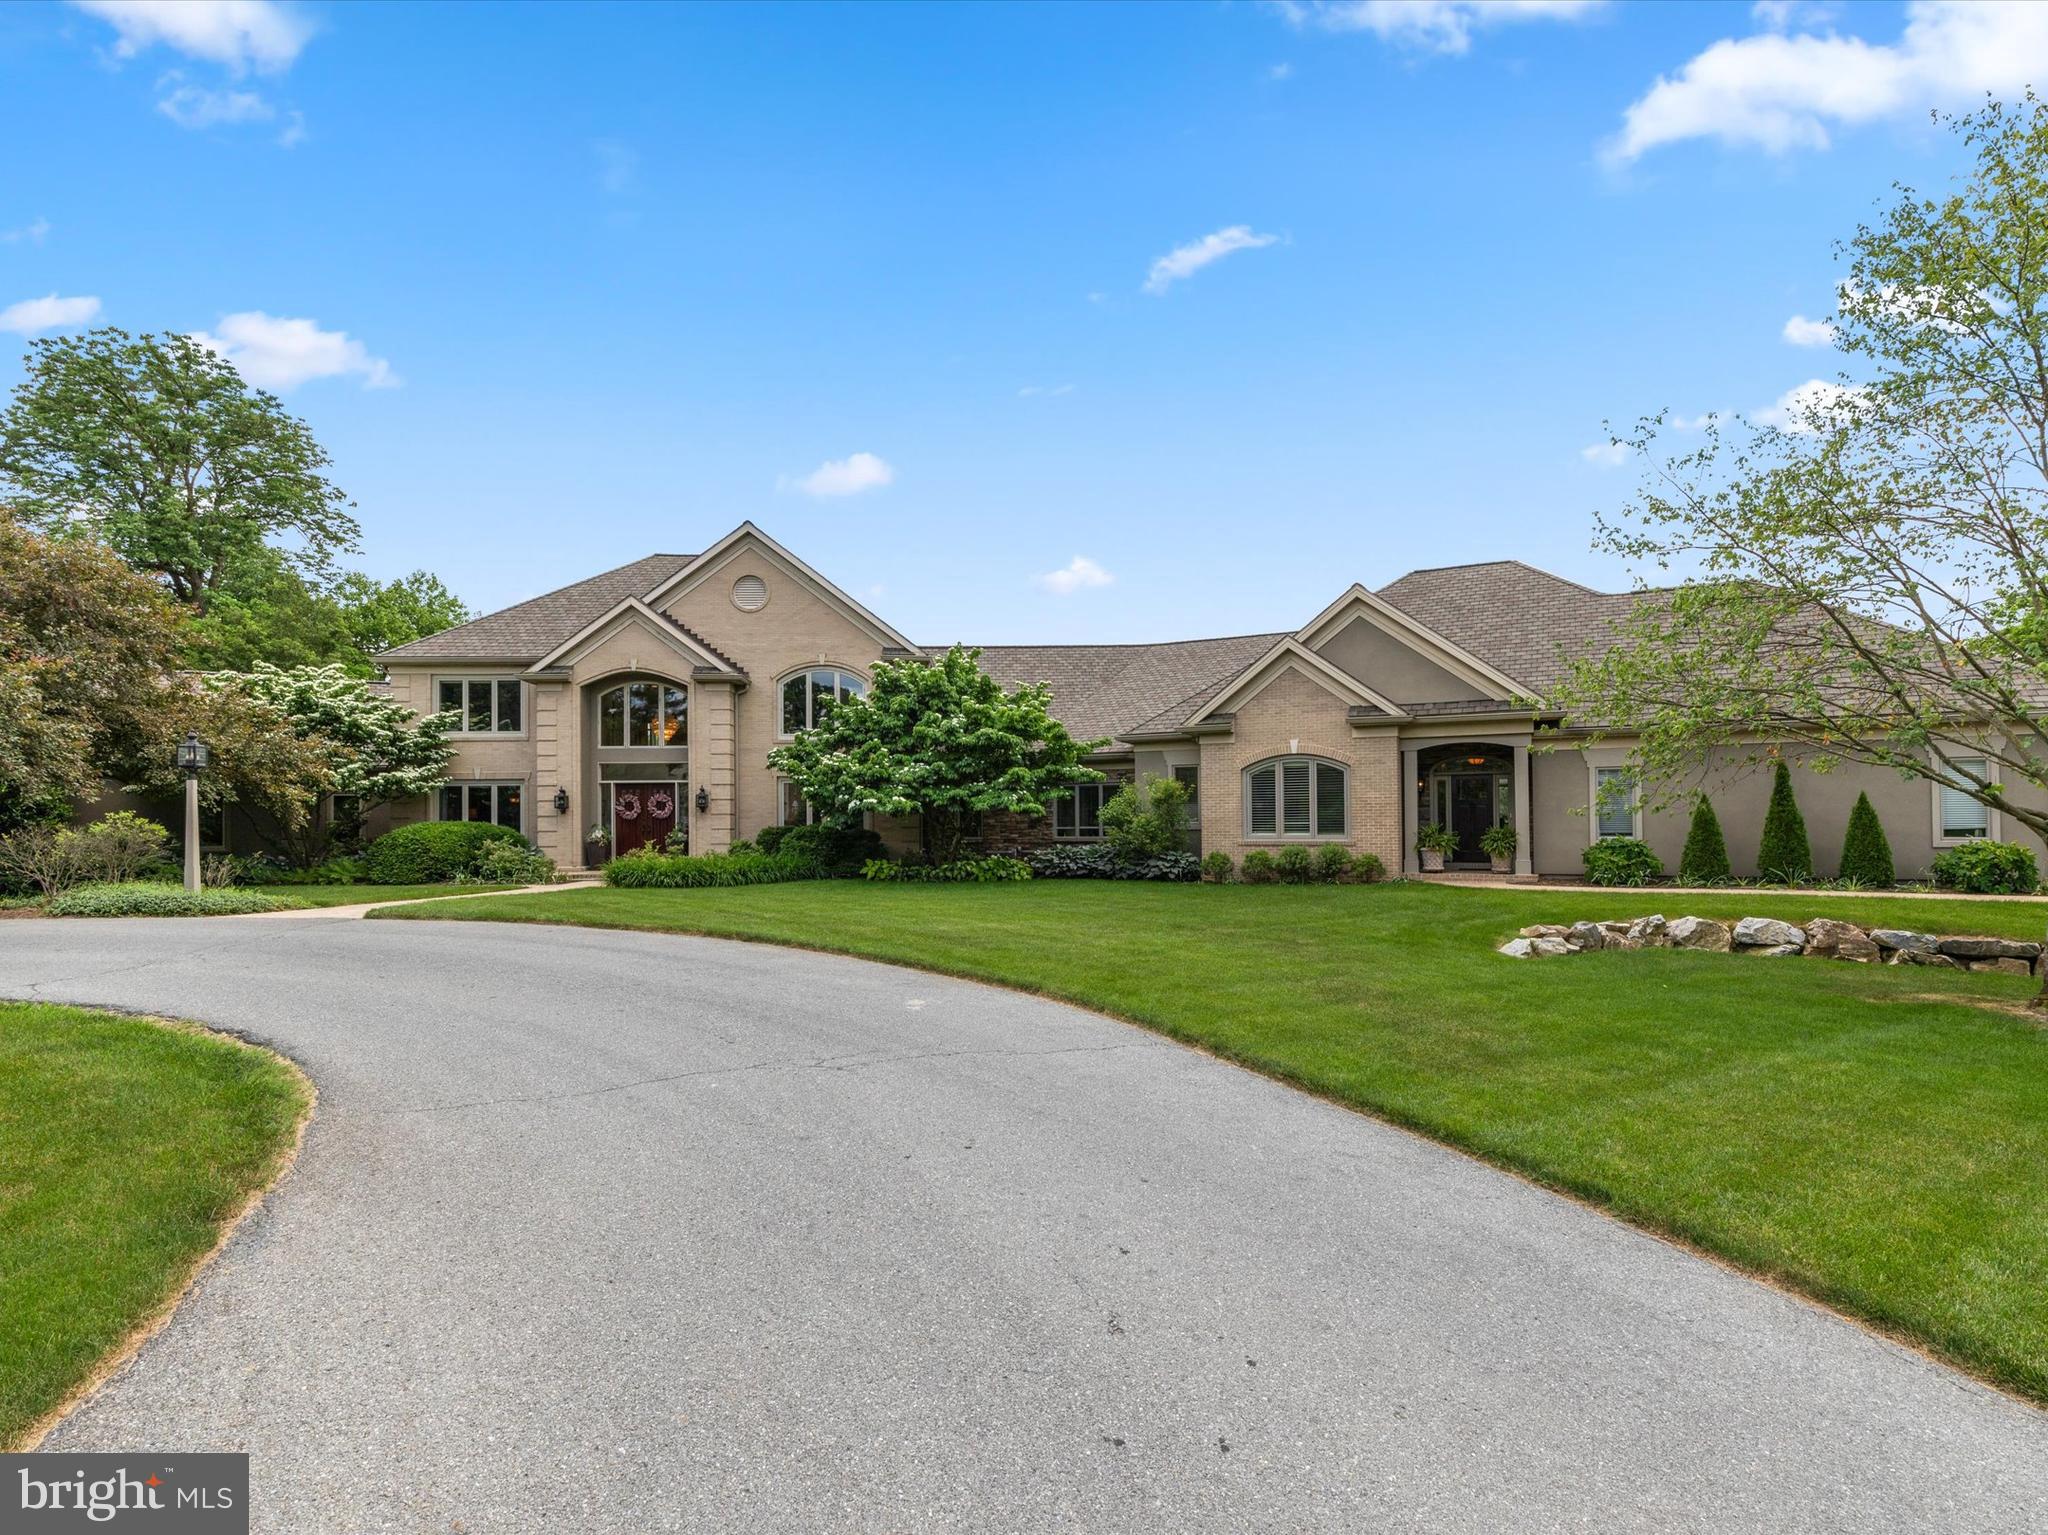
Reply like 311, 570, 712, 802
379, 880, 2048, 1401
273, 882, 516, 909
0, 1003, 310, 1447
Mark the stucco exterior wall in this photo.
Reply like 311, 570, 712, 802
1311, 615, 1489, 705
1531, 741, 2048, 879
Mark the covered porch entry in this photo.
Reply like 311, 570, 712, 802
1402, 735, 1534, 876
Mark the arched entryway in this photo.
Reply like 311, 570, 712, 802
1417, 743, 1514, 867
585, 673, 690, 858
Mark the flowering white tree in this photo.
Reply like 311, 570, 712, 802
766, 645, 1105, 863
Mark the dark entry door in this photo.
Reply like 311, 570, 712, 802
611, 782, 679, 856
1449, 774, 1494, 864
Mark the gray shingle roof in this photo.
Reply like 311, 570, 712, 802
970, 633, 1288, 745
1374, 560, 1638, 696
378, 554, 695, 663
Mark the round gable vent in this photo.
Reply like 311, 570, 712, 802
731, 574, 769, 612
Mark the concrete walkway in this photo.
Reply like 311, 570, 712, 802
249, 878, 601, 920
3, 919, 2043, 1533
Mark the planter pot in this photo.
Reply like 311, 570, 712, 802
1489, 854, 1512, 874
583, 841, 612, 868
1420, 849, 1446, 873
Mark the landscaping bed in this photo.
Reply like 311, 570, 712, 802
0, 1002, 310, 1448
376, 879, 2048, 1402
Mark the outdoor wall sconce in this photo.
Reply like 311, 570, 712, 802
553, 787, 570, 814
695, 786, 711, 814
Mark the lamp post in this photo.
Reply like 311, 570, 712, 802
176, 731, 209, 893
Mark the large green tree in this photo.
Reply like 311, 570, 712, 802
1553, 97, 2048, 1000
765, 645, 1105, 862
0, 328, 359, 612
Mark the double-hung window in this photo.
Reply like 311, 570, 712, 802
1593, 766, 1637, 839
438, 678, 522, 735
438, 782, 523, 832
1244, 757, 1346, 837
1053, 781, 1118, 839
1935, 755, 1992, 842
780, 669, 866, 735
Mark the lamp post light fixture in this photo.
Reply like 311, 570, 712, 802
176, 730, 210, 893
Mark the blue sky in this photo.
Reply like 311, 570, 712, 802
4, 1, 2046, 643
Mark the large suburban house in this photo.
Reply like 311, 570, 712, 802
369, 521, 2045, 880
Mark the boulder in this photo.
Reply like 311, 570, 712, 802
1833, 935, 1880, 964
1531, 936, 1574, 957
1967, 957, 2034, 977
1666, 916, 1732, 952
1519, 924, 1572, 939
1870, 929, 1937, 954
1567, 921, 1607, 952
1888, 948, 1956, 968
1733, 916, 1806, 949
1498, 938, 1536, 958
1597, 920, 1633, 936
1626, 914, 1669, 947
1935, 935, 2043, 961
1802, 917, 1867, 957
1747, 943, 1802, 957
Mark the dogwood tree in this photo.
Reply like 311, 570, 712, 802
766, 644, 1105, 863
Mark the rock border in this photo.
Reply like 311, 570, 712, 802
1499, 916, 2042, 976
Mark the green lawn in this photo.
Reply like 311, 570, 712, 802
378, 880, 2048, 1401
0, 1003, 310, 1447
273, 882, 515, 909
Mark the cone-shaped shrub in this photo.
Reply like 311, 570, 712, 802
1755, 759, 1812, 882
1837, 790, 1894, 887
1677, 794, 1731, 884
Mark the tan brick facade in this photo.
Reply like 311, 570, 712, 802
1195, 664, 1403, 869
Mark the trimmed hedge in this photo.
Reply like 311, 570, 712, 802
48, 882, 287, 917
363, 821, 527, 884
861, 855, 1031, 883
603, 849, 823, 889
757, 822, 887, 877
1024, 844, 1200, 881
1930, 839, 2039, 894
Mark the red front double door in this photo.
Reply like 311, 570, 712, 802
610, 782, 680, 856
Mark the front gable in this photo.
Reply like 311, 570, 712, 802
1193, 639, 1408, 727
1297, 585, 1534, 704
527, 598, 736, 682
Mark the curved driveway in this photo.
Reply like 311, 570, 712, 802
4, 916, 2044, 1533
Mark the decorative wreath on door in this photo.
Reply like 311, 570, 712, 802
647, 790, 674, 819
614, 791, 641, 821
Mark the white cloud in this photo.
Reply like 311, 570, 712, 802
276, 109, 305, 148
1607, 1, 2048, 163
1018, 383, 1075, 398
1143, 225, 1279, 295
1782, 313, 1837, 346
1037, 556, 1115, 595
156, 75, 274, 128
0, 217, 50, 246
783, 451, 895, 498
1755, 377, 1864, 432
1752, 1, 1840, 29
1268, 61, 1294, 80
190, 312, 397, 391
0, 294, 102, 335
1274, 0, 1603, 56
1579, 440, 1628, 467
72, 0, 312, 73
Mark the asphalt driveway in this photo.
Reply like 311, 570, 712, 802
3, 916, 2043, 1532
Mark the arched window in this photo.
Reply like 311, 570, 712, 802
598, 681, 687, 747
780, 668, 866, 735
1244, 756, 1347, 838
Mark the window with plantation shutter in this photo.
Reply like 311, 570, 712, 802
1937, 756, 1990, 840
1248, 766, 1277, 834
1244, 756, 1346, 839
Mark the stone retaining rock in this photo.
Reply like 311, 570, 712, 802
1967, 957, 2034, 976
1567, 920, 1607, 951
1870, 929, 1936, 953
1888, 948, 1956, 968
1626, 915, 1669, 947
1667, 916, 1732, 951
1935, 935, 2042, 961
1498, 936, 1573, 958
1519, 924, 1572, 939
1803, 917, 1879, 963
1748, 943, 1802, 957
1733, 916, 1806, 949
